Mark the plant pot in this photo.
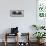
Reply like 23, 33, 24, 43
37, 39, 45, 44
37, 39, 40, 43
40, 38, 45, 43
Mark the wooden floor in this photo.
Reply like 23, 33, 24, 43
0, 42, 46, 46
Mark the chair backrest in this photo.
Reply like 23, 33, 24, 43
11, 27, 18, 34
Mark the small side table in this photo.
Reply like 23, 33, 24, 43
4, 33, 18, 46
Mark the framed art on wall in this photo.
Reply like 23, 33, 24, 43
10, 10, 24, 17
37, 0, 46, 18
36, 0, 46, 26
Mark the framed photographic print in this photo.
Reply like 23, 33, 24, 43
10, 10, 24, 17
37, 0, 46, 18
36, 0, 46, 26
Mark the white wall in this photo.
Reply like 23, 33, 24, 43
0, 0, 36, 42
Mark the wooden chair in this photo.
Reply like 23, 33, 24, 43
4, 33, 18, 46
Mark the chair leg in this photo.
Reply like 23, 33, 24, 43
4, 33, 7, 46
4, 41, 7, 46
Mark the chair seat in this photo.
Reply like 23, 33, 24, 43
6, 33, 17, 36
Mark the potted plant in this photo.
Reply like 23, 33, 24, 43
33, 32, 46, 43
